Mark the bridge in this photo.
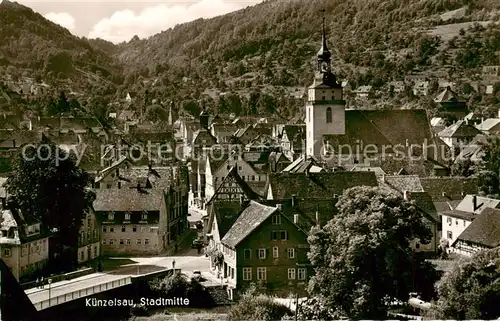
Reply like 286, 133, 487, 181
25, 269, 176, 311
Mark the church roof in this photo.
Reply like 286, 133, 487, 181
324, 109, 432, 148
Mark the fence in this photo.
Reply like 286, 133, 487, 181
21, 268, 94, 290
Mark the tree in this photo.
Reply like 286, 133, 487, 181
5, 140, 95, 266
450, 158, 474, 177
304, 186, 439, 319
477, 136, 500, 196
227, 284, 293, 321
426, 248, 500, 319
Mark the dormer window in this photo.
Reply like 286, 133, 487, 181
326, 107, 332, 123
108, 213, 114, 221
125, 213, 131, 221
142, 212, 148, 220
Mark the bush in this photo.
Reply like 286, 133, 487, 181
227, 284, 293, 321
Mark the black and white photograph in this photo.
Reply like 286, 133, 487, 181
0, 0, 499, 320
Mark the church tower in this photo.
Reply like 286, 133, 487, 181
305, 15, 345, 159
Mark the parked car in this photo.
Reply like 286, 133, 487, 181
191, 239, 203, 248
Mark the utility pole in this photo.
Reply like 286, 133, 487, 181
294, 291, 299, 321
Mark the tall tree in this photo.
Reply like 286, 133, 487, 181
426, 248, 500, 319
304, 186, 439, 319
5, 140, 95, 266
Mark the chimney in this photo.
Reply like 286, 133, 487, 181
403, 190, 411, 201
239, 195, 244, 206
473, 195, 477, 211
381, 174, 385, 183
291, 195, 296, 207
465, 118, 469, 125
294, 214, 299, 224
315, 211, 320, 227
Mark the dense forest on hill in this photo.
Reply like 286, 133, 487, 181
1, 0, 500, 119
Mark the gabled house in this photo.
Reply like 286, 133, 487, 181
413, 80, 429, 96
94, 188, 167, 255
0, 203, 51, 281
204, 167, 261, 250
220, 201, 310, 298
280, 125, 305, 161
437, 120, 482, 148
211, 123, 239, 144
420, 177, 479, 213
282, 155, 324, 174
452, 207, 500, 256
234, 125, 260, 145
205, 151, 285, 202
440, 195, 500, 249
434, 86, 469, 119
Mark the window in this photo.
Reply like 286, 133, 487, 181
447, 231, 453, 239
149, 228, 155, 233
244, 249, 251, 260
446, 217, 452, 225
108, 213, 114, 221
258, 248, 266, 259
110, 227, 114, 232
137, 239, 142, 245
126, 239, 131, 245
415, 243, 420, 249
272, 231, 288, 240
125, 213, 131, 220
455, 219, 458, 225
273, 246, 279, 258
251, 175, 255, 181
287, 248, 295, 259
3, 248, 11, 257
145, 238, 150, 245
257, 267, 267, 280
133, 226, 137, 232
464, 220, 466, 226
288, 268, 296, 280
326, 107, 332, 123
102, 240, 107, 245
298, 268, 306, 280
121, 226, 126, 232
107, 184, 112, 189
142, 213, 148, 220
272, 215, 281, 225
109, 239, 115, 245
102, 227, 107, 232
119, 239, 124, 245
243, 268, 252, 281
280, 231, 288, 240
308, 108, 311, 122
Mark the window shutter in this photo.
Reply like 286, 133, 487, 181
266, 248, 269, 259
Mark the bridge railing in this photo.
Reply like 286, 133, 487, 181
33, 276, 132, 311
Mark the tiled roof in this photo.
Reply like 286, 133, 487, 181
349, 165, 386, 175
0, 130, 39, 148
410, 192, 439, 222
454, 207, 500, 248
420, 177, 479, 202
454, 195, 500, 214
378, 175, 424, 194
207, 166, 261, 205
476, 118, 500, 131
221, 201, 277, 248
438, 120, 481, 138
282, 155, 324, 173
267, 171, 378, 199
93, 188, 164, 212
212, 201, 244, 239
324, 110, 433, 148
60, 117, 101, 131
261, 198, 337, 232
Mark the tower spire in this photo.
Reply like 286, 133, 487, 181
322, 10, 328, 52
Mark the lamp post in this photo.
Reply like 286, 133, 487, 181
48, 279, 52, 306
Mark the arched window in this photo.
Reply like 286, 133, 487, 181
326, 107, 332, 123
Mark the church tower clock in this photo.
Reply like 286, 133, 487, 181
305, 15, 346, 159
